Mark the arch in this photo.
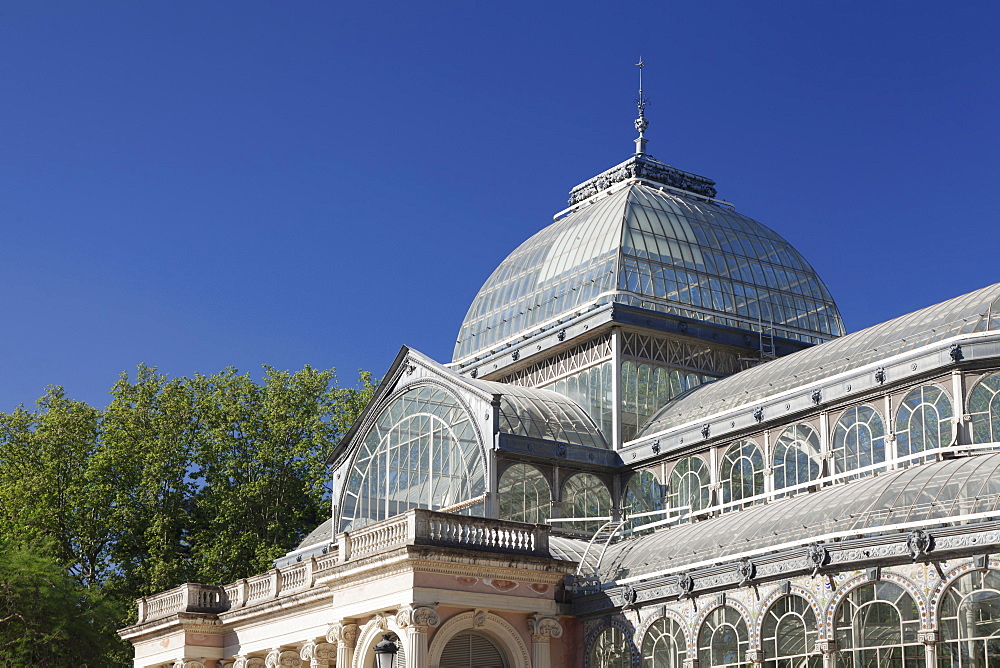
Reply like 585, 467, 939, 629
936, 566, 1000, 665
353, 614, 407, 668
719, 439, 764, 509
824, 570, 928, 633
756, 583, 824, 642
497, 463, 552, 524
338, 382, 488, 532
827, 576, 924, 666
428, 611, 529, 668
692, 597, 756, 646
759, 594, 820, 667
624, 470, 664, 529
639, 612, 688, 668
560, 472, 612, 534
668, 455, 711, 515
929, 557, 1000, 627
586, 622, 637, 668
771, 423, 822, 492
969, 372, 1000, 444
695, 604, 751, 668
895, 384, 953, 458
831, 404, 886, 477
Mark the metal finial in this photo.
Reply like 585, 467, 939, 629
634, 58, 649, 155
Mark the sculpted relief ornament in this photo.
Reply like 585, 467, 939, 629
396, 604, 440, 629
233, 659, 266, 668
265, 649, 302, 668
325, 622, 359, 647
300, 640, 337, 666
527, 615, 564, 641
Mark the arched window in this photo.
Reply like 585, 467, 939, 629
498, 463, 551, 524
719, 439, 764, 509
439, 630, 507, 668
625, 470, 663, 529
832, 405, 886, 477
834, 581, 922, 667
772, 424, 822, 493
339, 385, 485, 532
561, 473, 612, 534
938, 569, 1000, 666
697, 606, 749, 668
641, 616, 686, 668
896, 385, 953, 459
969, 372, 1000, 445
668, 456, 711, 516
589, 626, 629, 668
760, 595, 820, 668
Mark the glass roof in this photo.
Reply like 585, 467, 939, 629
596, 453, 1000, 582
475, 379, 609, 449
454, 182, 844, 362
638, 282, 1000, 437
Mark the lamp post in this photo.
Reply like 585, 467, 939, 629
373, 634, 398, 668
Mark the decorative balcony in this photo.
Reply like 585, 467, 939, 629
133, 509, 552, 625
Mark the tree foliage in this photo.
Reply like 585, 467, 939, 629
0, 364, 375, 662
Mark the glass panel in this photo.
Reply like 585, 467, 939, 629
590, 626, 630, 668
497, 463, 551, 524
761, 595, 818, 665
698, 606, 749, 668
669, 455, 712, 515
625, 470, 664, 530
832, 405, 886, 478
835, 581, 921, 667
772, 424, 822, 493
561, 473, 612, 534
719, 439, 764, 509
641, 617, 686, 668
339, 385, 485, 532
895, 385, 953, 460
969, 373, 1000, 445
541, 361, 614, 440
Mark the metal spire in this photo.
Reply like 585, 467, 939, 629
634, 58, 649, 155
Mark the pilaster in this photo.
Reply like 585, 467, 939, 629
395, 604, 440, 668
527, 614, 563, 668
326, 622, 358, 668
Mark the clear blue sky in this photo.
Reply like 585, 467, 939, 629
1, 1, 997, 411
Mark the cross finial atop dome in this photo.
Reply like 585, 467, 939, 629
635, 58, 649, 155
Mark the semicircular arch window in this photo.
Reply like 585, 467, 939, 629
719, 439, 764, 510
641, 616, 686, 668
834, 581, 922, 666
969, 372, 1000, 445
669, 456, 711, 516
772, 424, 822, 494
760, 595, 819, 668
624, 470, 664, 530
896, 384, 953, 460
589, 626, 630, 668
561, 473, 612, 534
498, 463, 551, 524
832, 405, 886, 478
339, 385, 485, 532
697, 606, 749, 668
938, 569, 1000, 666
439, 630, 507, 668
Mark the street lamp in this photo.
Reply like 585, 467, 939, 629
373, 634, 398, 668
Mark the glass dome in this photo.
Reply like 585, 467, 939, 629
453, 182, 844, 362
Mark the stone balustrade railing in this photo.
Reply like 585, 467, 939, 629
136, 509, 551, 625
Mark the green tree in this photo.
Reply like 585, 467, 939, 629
0, 539, 121, 665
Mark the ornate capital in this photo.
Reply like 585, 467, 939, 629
527, 614, 563, 641
265, 649, 301, 668
744, 649, 764, 664
918, 630, 939, 645
814, 639, 838, 655
396, 604, 440, 629
233, 658, 266, 668
325, 622, 359, 647
173, 661, 205, 668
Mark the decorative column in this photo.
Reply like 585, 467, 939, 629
918, 630, 939, 666
326, 622, 358, 668
265, 649, 301, 668
300, 640, 337, 668
527, 614, 563, 668
395, 604, 440, 668
815, 639, 838, 668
